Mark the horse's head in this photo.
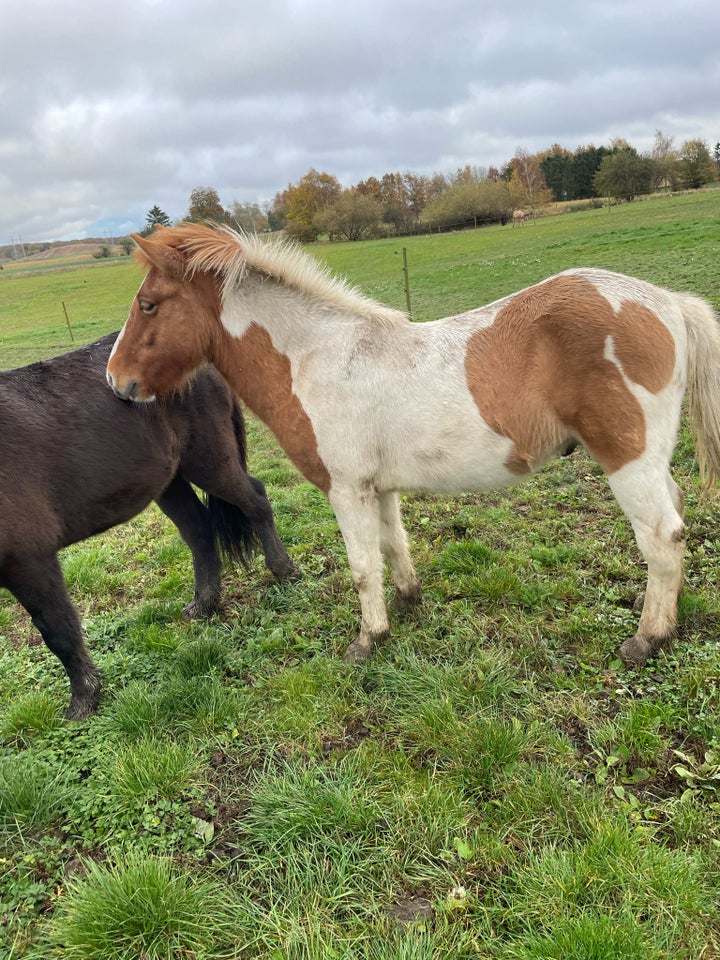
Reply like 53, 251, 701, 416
107, 227, 222, 402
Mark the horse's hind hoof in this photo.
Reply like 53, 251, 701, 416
182, 598, 220, 621
618, 631, 673, 667
276, 560, 302, 582
343, 628, 388, 663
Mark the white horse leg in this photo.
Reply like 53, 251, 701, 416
608, 464, 686, 665
378, 492, 422, 611
329, 486, 390, 662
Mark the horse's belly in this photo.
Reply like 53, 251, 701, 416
380, 424, 522, 493
391, 448, 520, 493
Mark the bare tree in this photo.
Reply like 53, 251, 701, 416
651, 130, 677, 189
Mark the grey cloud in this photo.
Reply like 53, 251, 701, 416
0, 0, 718, 241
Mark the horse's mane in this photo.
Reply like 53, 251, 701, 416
139, 223, 407, 326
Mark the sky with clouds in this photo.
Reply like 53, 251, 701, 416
1, 0, 718, 243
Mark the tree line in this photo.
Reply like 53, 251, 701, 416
143, 131, 720, 243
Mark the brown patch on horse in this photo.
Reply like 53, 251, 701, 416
213, 323, 332, 494
465, 275, 676, 474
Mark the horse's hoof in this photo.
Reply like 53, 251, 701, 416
276, 560, 302, 582
343, 628, 389, 663
390, 583, 423, 615
65, 676, 102, 721
182, 599, 219, 621
344, 638, 374, 663
618, 636, 650, 666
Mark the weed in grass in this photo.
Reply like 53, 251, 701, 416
233, 750, 472, 940
0, 690, 63, 744
172, 634, 229, 679
39, 852, 244, 959
483, 762, 606, 848
506, 911, 649, 960
0, 604, 18, 629
0, 753, 74, 837
60, 544, 129, 599
106, 679, 167, 738
99, 736, 203, 805
124, 620, 184, 656
257, 659, 363, 750
501, 820, 719, 957
158, 674, 247, 734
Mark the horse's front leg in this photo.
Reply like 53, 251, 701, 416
329, 485, 389, 662
378, 491, 422, 612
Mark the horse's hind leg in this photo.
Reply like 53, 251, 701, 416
5, 555, 101, 719
608, 464, 686, 665
156, 476, 223, 619
189, 462, 299, 581
378, 492, 422, 612
243, 475, 301, 580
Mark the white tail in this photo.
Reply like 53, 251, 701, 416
682, 293, 720, 494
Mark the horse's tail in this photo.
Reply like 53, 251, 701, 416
681, 292, 720, 495
204, 399, 259, 566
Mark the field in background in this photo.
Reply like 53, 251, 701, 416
1, 192, 719, 958
2, 188, 719, 368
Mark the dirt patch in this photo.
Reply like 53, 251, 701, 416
388, 894, 434, 926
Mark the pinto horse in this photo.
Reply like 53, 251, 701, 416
107, 224, 720, 667
1, 332, 298, 718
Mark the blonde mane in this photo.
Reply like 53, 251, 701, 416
139, 223, 407, 326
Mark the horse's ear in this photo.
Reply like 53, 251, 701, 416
131, 233, 185, 278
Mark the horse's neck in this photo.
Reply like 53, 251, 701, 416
213, 279, 338, 416
221, 276, 330, 356
211, 282, 337, 492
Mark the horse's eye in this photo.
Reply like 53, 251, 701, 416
138, 299, 157, 315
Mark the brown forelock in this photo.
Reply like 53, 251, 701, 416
112, 266, 223, 399
211, 322, 332, 494
464, 275, 676, 474
134, 223, 240, 279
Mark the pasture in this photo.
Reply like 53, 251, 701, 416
1, 191, 720, 958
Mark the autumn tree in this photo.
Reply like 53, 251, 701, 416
273, 169, 342, 242
227, 200, 269, 233
356, 171, 442, 235
507, 149, 552, 211
676, 139, 716, 189
187, 186, 228, 224
421, 178, 511, 230
314, 190, 383, 241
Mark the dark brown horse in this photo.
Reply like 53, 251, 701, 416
1, 332, 299, 719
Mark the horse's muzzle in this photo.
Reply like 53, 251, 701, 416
106, 371, 154, 403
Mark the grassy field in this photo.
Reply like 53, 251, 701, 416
1, 192, 720, 958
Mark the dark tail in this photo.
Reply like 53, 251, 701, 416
204, 400, 260, 567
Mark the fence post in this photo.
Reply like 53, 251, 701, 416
61, 301, 74, 341
401, 247, 412, 318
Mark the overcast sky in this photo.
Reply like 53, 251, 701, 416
1, 0, 718, 243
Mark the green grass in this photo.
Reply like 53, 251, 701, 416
1, 190, 720, 957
